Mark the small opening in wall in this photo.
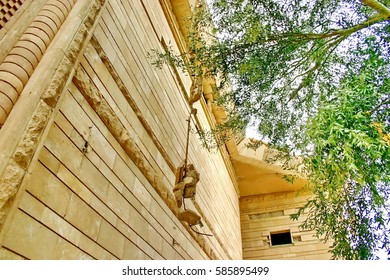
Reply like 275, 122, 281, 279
270, 230, 292, 246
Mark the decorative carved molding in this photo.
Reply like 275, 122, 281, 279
0, 0, 78, 127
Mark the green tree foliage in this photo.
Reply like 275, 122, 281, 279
199, 0, 390, 146
292, 42, 390, 259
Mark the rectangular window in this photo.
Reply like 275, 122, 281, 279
270, 230, 292, 246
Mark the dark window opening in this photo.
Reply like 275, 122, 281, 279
270, 231, 292, 246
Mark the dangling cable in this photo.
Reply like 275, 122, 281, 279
190, 225, 213, 237
182, 195, 187, 211
181, 109, 212, 237
182, 110, 193, 211
183, 112, 192, 177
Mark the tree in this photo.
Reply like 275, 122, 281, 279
193, 0, 388, 144
195, 0, 390, 259
152, 0, 390, 259
291, 42, 390, 259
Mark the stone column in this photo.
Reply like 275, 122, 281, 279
0, 0, 77, 127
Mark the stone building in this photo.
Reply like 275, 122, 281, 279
0, 0, 331, 259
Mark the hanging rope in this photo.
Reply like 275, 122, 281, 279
183, 110, 193, 177
182, 114, 191, 210
190, 225, 213, 237
180, 109, 213, 237
182, 194, 187, 211
182, 109, 194, 211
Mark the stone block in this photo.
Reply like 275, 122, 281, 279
44, 124, 84, 173
106, 186, 130, 222
51, 237, 93, 260
135, 235, 158, 260
244, 245, 291, 259
127, 207, 149, 239
78, 157, 109, 199
0, 71, 23, 93
161, 239, 179, 260
0, 81, 18, 104
34, 16, 58, 37
41, 207, 82, 246
0, 247, 25, 260
4, 54, 34, 78
0, 62, 28, 84
251, 240, 266, 247
38, 147, 61, 174
97, 219, 125, 258
54, 111, 75, 140
122, 239, 143, 260
59, 92, 94, 140
56, 163, 93, 204
3, 210, 58, 259
145, 224, 164, 253
116, 218, 138, 242
27, 162, 71, 217
283, 208, 298, 215
303, 252, 332, 260
89, 194, 117, 226
89, 125, 116, 168
113, 155, 136, 190
300, 233, 317, 242
19, 33, 47, 54
82, 46, 110, 86
18, 192, 45, 220
290, 243, 328, 253
121, 186, 142, 212
132, 178, 152, 210
92, 25, 118, 63
78, 234, 116, 260
65, 194, 102, 240
43, 4, 65, 22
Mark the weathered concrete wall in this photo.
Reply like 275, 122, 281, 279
240, 191, 332, 260
0, 0, 242, 260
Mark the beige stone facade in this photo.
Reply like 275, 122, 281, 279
241, 192, 331, 260
0, 0, 331, 260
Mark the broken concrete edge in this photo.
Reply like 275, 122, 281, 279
0, 160, 24, 226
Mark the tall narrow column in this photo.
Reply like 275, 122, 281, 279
0, 0, 77, 127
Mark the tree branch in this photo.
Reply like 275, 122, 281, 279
279, 12, 386, 42
362, 0, 390, 18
